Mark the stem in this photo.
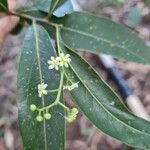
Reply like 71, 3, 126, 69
8, 12, 62, 28
48, 0, 59, 19
55, 69, 64, 104
38, 70, 64, 111
13, 9, 68, 113
47, 89, 59, 93
38, 102, 56, 111
64, 71, 74, 85
38, 110, 42, 115
58, 102, 70, 111
56, 26, 61, 55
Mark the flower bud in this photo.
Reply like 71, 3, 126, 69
65, 115, 76, 123
71, 108, 78, 115
30, 104, 37, 112
44, 113, 51, 120
36, 115, 43, 122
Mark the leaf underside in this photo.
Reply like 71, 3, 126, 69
62, 45, 150, 149
17, 24, 64, 150
52, 12, 150, 64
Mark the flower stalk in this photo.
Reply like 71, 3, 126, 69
30, 31, 79, 122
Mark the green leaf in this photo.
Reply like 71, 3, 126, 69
34, 0, 73, 17
61, 45, 150, 149
34, 0, 52, 13
52, 0, 73, 17
53, 12, 150, 64
17, 8, 47, 18
17, 23, 65, 150
50, 0, 67, 12
0, 0, 7, 11
102, 0, 123, 6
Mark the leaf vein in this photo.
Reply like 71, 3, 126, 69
33, 23, 48, 150
65, 51, 150, 136
63, 27, 146, 63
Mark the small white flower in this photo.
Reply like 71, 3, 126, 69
38, 82, 48, 97
64, 82, 79, 91
48, 56, 60, 70
59, 53, 71, 68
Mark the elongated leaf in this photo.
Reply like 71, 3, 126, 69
61, 45, 150, 149
17, 23, 65, 150
53, 12, 150, 64
0, 0, 7, 11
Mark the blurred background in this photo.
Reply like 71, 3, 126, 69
0, 0, 150, 149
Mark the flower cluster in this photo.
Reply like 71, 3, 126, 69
38, 82, 48, 97
48, 53, 71, 71
30, 52, 79, 123
36, 112, 51, 122
48, 57, 60, 70
30, 104, 52, 122
65, 108, 79, 123
64, 82, 79, 91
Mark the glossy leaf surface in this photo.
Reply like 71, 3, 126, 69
53, 12, 150, 64
17, 8, 47, 18
62, 45, 150, 149
17, 23, 64, 150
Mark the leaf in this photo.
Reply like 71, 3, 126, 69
50, 0, 67, 12
40, 22, 56, 40
52, 12, 150, 64
102, 0, 123, 6
53, 0, 73, 17
34, 0, 52, 13
0, 0, 7, 11
17, 8, 47, 18
61, 45, 150, 149
34, 0, 73, 17
17, 23, 65, 150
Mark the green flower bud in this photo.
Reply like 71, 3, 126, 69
30, 104, 37, 112
71, 108, 78, 115
44, 113, 51, 120
65, 114, 76, 123
36, 115, 43, 122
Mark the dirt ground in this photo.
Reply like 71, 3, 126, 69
0, 0, 150, 150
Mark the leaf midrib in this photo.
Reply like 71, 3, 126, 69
50, 0, 59, 13
18, 8, 39, 13
62, 27, 147, 63
33, 23, 48, 150
66, 50, 150, 136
